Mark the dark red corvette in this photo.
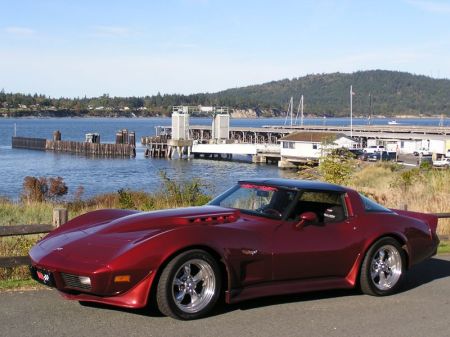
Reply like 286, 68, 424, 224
29, 178, 439, 320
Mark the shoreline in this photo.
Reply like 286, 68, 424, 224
0, 114, 447, 120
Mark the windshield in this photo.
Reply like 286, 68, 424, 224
208, 183, 297, 219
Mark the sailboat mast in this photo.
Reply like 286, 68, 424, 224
350, 85, 353, 138
284, 97, 292, 126
290, 96, 293, 127
300, 95, 304, 126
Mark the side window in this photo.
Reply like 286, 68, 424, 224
360, 194, 393, 213
288, 191, 347, 223
283, 141, 295, 149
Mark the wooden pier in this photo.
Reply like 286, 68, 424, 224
144, 135, 193, 159
12, 135, 136, 158
144, 136, 169, 158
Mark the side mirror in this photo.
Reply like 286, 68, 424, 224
295, 212, 318, 229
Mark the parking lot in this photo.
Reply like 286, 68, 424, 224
1, 255, 450, 337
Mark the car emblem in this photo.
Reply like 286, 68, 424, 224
241, 249, 258, 256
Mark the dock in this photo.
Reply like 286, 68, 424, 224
12, 129, 136, 158
142, 123, 450, 167
141, 105, 450, 168
144, 124, 450, 144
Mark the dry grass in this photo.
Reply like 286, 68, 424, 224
0, 200, 54, 226
348, 163, 450, 235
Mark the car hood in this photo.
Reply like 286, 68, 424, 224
32, 206, 239, 266
96, 205, 240, 235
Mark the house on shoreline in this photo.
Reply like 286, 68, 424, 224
278, 132, 359, 168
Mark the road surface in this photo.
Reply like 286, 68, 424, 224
1, 255, 450, 337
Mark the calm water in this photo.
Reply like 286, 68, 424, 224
0, 117, 446, 200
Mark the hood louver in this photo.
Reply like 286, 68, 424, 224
173, 211, 240, 226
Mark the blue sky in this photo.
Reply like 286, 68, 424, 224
1, 0, 450, 97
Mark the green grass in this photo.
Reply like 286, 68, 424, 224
0, 278, 43, 291
438, 241, 450, 255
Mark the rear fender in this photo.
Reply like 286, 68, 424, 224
393, 209, 438, 234
345, 231, 409, 286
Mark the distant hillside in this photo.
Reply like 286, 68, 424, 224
1, 70, 449, 117
208, 70, 450, 117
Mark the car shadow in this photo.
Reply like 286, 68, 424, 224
77, 256, 450, 318
78, 301, 164, 317
402, 255, 450, 291
212, 288, 360, 317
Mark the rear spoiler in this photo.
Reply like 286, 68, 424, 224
393, 209, 438, 234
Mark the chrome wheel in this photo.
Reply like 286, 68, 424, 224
157, 250, 221, 319
171, 259, 216, 314
360, 237, 405, 296
370, 244, 402, 291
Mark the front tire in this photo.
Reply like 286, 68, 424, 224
156, 249, 221, 320
360, 237, 405, 296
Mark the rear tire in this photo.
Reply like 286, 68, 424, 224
156, 250, 221, 320
360, 237, 405, 296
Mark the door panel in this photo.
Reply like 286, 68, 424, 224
272, 217, 362, 281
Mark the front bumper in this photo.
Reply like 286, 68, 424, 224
59, 271, 155, 309
29, 262, 155, 309
29, 246, 156, 309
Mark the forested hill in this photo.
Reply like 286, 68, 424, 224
210, 70, 450, 117
1, 70, 449, 117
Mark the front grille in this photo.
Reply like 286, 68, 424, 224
61, 273, 91, 290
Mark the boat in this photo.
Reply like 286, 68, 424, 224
388, 120, 399, 125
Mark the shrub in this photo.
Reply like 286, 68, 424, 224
118, 189, 135, 209
21, 176, 68, 203
318, 148, 356, 185
157, 171, 210, 207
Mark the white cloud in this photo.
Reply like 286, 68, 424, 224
91, 26, 137, 38
4, 26, 35, 36
405, 0, 450, 14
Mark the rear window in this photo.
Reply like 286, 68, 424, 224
360, 194, 393, 213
